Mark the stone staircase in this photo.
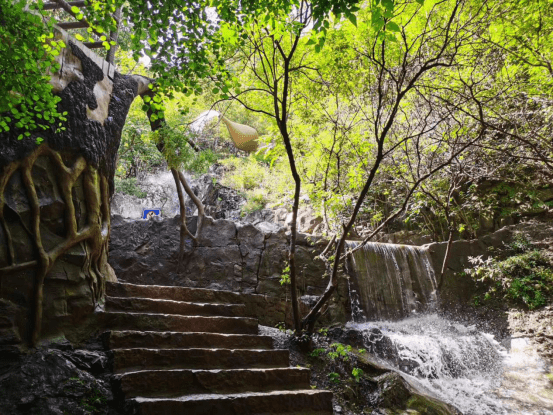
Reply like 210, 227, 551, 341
101, 281, 334, 414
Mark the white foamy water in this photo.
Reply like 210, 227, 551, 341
348, 314, 553, 415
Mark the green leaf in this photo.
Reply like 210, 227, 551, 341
347, 13, 357, 27
386, 22, 400, 32
71, 6, 80, 13
382, 0, 394, 11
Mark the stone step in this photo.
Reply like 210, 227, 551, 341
112, 348, 290, 373
126, 390, 334, 415
106, 281, 243, 304
100, 312, 258, 335
115, 368, 311, 398
105, 296, 246, 317
104, 331, 274, 350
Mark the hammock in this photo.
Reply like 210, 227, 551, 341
220, 116, 259, 152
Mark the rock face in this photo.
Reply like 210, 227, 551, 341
109, 215, 351, 326
111, 169, 325, 233
0, 31, 145, 347
0, 343, 118, 415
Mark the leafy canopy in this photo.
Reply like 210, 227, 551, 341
0, 0, 67, 142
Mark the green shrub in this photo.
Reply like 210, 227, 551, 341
352, 367, 364, 383
466, 248, 553, 310
220, 154, 292, 214
328, 372, 340, 384
242, 189, 268, 214
114, 177, 147, 198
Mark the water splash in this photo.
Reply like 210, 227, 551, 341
348, 315, 553, 415
346, 241, 437, 320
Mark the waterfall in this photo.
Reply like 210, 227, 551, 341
348, 315, 552, 415
346, 241, 438, 321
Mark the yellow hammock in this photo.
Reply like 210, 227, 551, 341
220, 116, 259, 152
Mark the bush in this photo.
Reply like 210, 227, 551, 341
466, 248, 553, 310
242, 189, 268, 214
114, 177, 147, 198
220, 154, 292, 214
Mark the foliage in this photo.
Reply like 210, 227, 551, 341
309, 348, 326, 357
328, 372, 341, 384
0, 0, 67, 143
466, 241, 553, 310
114, 177, 147, 198
116, 121, 165, 179
280, 265, 291, 286
351, 367, 364, 383
6, 0, 553, 337
220, 154, 292, 213
328, 343, 352, 361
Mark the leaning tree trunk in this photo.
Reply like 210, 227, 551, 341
0, 35, 149, 349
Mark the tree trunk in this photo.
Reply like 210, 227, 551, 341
439, 227, 455, 290
0, 38, 145, 348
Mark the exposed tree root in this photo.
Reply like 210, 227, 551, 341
0, 144, 110, 346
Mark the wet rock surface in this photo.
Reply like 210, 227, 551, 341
260, 326, 461, 415
0, 341, 121, 415
509, 306, 553, 363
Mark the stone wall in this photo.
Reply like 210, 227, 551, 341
109, 215, 351, 327
426, 221, 553, 312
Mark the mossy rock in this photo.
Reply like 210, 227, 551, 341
375, 372, 461, 415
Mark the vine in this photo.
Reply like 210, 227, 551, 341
0, 144, 110, 346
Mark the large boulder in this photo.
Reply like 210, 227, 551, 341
0, 346, 117, 415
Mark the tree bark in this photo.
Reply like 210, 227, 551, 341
0, 40, 142, 347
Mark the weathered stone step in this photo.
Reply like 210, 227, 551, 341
100, 312, 258, 335
115, 367, 311, 398
106, 281, 243, 304
105, 296, 246, 317
127, 389, 334, 415
104, 331, 274, 350
112, 348, 289, 373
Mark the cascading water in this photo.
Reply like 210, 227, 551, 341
346, 241, 438, 321
346, 242, 553, 415
349, 315, 553, 415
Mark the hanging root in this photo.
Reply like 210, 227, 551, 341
170, 168, 207, 272
177, 170, 205, 240
0, 144, 111, 346
171, 168, 196, 270
0, 162, 20, 267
